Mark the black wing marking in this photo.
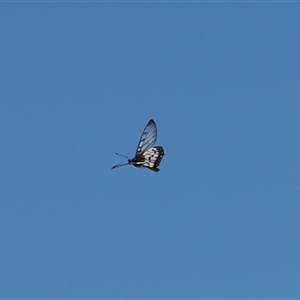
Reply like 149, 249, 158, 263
135, 119, 157, 156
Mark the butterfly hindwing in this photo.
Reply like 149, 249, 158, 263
132, 146, 164, 172
138, 146, 164, 172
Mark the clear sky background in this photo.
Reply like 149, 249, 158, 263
1, 2, 300, 299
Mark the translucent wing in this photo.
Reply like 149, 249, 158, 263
135, 119, 157, 156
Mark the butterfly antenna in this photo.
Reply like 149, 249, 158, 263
115, 152, 129, 159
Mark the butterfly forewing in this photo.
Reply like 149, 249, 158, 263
135, 119, 157, 155
111, 162, 129, 170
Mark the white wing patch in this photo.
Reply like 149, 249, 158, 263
142, 147, 161, 160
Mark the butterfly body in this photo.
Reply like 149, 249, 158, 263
112, 120, 164, 172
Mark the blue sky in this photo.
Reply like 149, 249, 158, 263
1, 2, 300, 299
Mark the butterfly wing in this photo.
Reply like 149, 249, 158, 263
133, 146, 164, 172
111, 162, 129, 170
135, 119, 157, 156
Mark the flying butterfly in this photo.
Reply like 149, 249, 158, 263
111, 119, 164, 172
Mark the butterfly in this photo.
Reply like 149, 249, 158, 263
111, 119, 164, 172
